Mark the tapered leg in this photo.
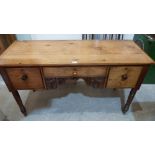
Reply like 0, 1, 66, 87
122, 88, 137, 113
11, 90, 27, 116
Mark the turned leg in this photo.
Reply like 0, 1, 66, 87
122, 88, 137, 114
11, 90, 27, 116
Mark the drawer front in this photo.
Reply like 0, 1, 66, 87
43, 67, 107, 78
6, 68, 44, 89
106, 66, 142, 88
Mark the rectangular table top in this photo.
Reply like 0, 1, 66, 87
0, 40, 153, 66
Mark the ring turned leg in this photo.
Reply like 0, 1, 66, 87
122, 88, 137, 114
12, 90, 27, 116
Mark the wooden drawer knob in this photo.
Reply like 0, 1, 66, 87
21, 74, 28, 81
121, 74, 128, 81
73, 71, 77, 76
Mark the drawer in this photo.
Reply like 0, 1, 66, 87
6, 68, 44, 89
106, 66, 142, 88
43, 67, 107, 78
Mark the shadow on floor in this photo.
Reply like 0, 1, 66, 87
131, 102, 155, 121
25, 82, 127, 114
24, 82, 155, 121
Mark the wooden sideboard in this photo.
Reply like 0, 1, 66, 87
0, 40, 153, 116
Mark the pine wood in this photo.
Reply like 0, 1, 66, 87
106, 66, 142, 88
0, 40, 153, 66
0, 40, 153, 115
6, 68, 44, 89
43, 67, 107, 77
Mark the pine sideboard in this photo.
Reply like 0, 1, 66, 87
0, 40, 153, 116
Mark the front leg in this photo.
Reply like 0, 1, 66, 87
122, 88, 137, 113
0, 69, 27, 116
12, 90, 27, 116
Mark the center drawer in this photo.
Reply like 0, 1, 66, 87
43, 67, 107, 78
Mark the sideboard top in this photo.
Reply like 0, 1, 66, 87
0, 40, 153, 66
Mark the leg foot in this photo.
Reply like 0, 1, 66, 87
12, 90, 27, 116
122, 88, 137, 114
20, 106, 27, 116
122, 104, 130, 114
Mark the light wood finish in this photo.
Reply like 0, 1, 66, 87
6, 68, 44, 89
106, 66, 143, 88
0, 40, 153, 66
0, 40, 153, 115
43, 67, 107, 77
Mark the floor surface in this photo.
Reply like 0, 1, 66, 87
0, 76, 155, 121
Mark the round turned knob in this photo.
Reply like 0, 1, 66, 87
121, 74, 128, 81
73, 71, 77, 76
21, 74, 28, 81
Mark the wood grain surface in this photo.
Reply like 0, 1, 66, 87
0, 40, 153, 66
6, 67, 44, 89
106, 66, 142, 88
43, 67, 107, 77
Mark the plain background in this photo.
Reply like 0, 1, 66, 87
16, 34, 134, 40
0, 0, 155, 155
